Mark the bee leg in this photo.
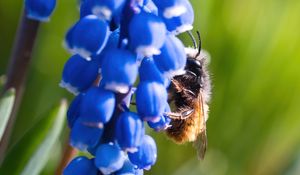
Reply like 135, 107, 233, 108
171, 79, 196, 97
165, 109, 194, 120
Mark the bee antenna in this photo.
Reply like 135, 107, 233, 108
195, 31, 202, 58
187, 30, 197, 49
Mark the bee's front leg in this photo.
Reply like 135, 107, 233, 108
165, 109, 194, 120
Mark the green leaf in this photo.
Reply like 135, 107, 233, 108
0, 99, 67, 175
20, 99, 67, 175
0, 88, 15, 140
0, 75, 6, 91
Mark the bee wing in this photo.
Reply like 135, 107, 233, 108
193, 91, 207, 160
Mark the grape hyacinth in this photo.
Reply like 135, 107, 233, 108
61, 0, 196, 174
24, 0, 57, 21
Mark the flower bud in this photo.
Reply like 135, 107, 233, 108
70, 118, 103, 151
95, 143, 125, 175
92, 28, 120, 67
148, 103, 171, 131
65, 15, 110, 58
67, 93, 84, 128
160, 0, 194, 35
153, 34, 186, 78
25, 0, 56, 21
136, 82, 167, 122
115, 159, 143, 175
128, 135, 157, 170
139, 57, 164, 84
115, 112, 144, 152
80, 87, 116, 125
101, 48, 138, 93
129, 12, 166, 57
60, 54, 99, 95
89, 0, 126, 21
152, 0, 187, 18
63, 156, 98, 175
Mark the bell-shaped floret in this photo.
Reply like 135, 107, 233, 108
92, 28, 120, 67
129, 12, 166, 57
143, 0, 158, 15
70, 118, 103, 151
136, 81, 167, 122
64, 15, 110, 58
60, 54, 99, 95
101, 48, 138, 93
152, 0, 187, 18
153, 35, 186, 78
115, 112, 144, 153
115, 159, 144, 175
160, 0, 194, 35
139, 57, 164, 84
95, 143, 125, 175
88, 0, 127, 21
147, 103, 171, 131
25, 0, 56, 21
128, 135, 157, 170
63, 156, 98, 175
80, 0, 93, 18
80, 87, 115, 125
67, 93, 84, 128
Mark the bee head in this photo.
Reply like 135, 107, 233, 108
185, 31, 206, 85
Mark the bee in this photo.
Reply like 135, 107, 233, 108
165, 31, 211, 160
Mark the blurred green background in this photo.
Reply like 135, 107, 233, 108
1, 0, 300, 174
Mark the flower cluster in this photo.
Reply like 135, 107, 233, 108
56, 0, 194, 174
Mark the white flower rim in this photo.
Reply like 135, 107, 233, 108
136, 46, 161, 57
92, 6, 112, 20
73, 47, 92, 61
59, 80, 79, 95
105, 82, 130, 94
163, 5, 187, 19
174, 24, 193, 35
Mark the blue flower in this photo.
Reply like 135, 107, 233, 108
115, 112, 144, 152
148, 103, 171, 131
115, 159, 144, 175
128, 135, 157, 170
129, 11, 166, 57
24, 0, 56, 21
60, 0, 197, 173
101, 48, 138, 93
139, 57, 164, 84
63, 156, 98, 175
80, 87, 115, 125
136, 81, 167, 122
153, 34, 186, 78
95, 143, 125, 175
67, 93, 84, 128
92, 28, 120, 67
65, 15, 110, 58
143, 0, 158, 15
80, 0, 93, 18
160, 0, 194, 35
89, 0, 127, 21
60, 54, 99, 95
70, 118, 103, 151
152, 0, 187, 18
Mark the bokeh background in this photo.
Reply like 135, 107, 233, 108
1, 0, 300, 174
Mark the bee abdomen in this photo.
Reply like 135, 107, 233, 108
166, 113, 200, 144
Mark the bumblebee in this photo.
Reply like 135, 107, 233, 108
166, 31, 211, 160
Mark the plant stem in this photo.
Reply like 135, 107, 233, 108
0, 10, 40, 163
55, 137, 77, 175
